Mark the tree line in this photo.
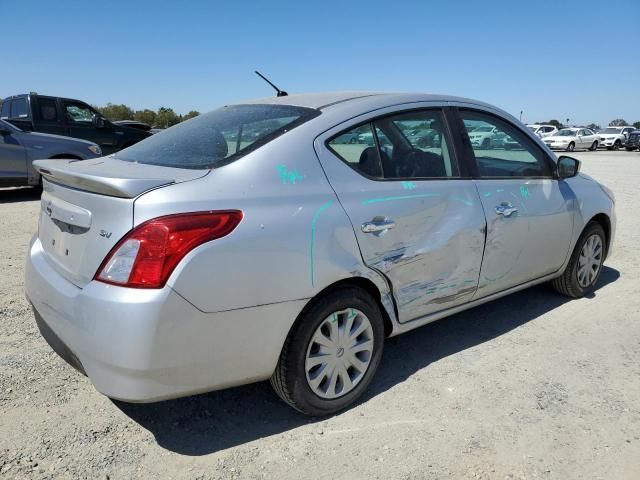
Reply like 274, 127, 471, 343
94, 103, 201, 128
537, 119, 640, 130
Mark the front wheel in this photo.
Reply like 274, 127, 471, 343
271, 287, 385, 415
589, 141, 598, 151
566, 142, 575, 152
613, 140, 621, 151
552, 222, 606, 298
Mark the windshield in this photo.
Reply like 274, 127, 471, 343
557, 129, 578, 136
113, 104, 319, 169
603, 128, 622, 134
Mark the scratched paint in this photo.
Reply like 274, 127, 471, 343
401, 181, 417, 190
362, 192, 440, 205
309, 200, 334, 287
520, 185, 530, 199
277, 164, 304, 185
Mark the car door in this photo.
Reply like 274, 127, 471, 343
315, 106, 486, 323
454, 108, 574, 297
62, 100, 118, 152
0, 122, 27, 182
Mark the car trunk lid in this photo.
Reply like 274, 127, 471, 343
33, 158, 209, 287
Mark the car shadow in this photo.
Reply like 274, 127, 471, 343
115, 266, 620, 456
0, 186, 41, 204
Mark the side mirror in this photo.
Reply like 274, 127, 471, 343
557, 155, 580, 179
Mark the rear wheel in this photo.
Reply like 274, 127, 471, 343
566, 142, 575, 152
270, 287, 385, 416
552, 222, 606, 298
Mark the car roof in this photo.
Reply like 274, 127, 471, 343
237, 91, 497, 112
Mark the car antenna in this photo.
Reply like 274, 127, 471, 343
254, 70, 288, 97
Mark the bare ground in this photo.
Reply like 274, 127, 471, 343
1, 150, 639, 479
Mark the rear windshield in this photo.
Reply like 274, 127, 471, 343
113, 104, 319, 169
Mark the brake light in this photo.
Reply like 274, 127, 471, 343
95, 211, 243, 288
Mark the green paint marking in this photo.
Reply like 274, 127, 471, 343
520, 185, 530, 199
362, 193, 440, 205
496, 188, 505, 193
309, 200, 334, 287
483, 191, 492, 198
401, 181, 417, 190
331, 313, 338, 323
277, 164, 304, 184
348, 309, 357, 320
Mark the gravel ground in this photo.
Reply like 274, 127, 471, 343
1, 150, 639, 479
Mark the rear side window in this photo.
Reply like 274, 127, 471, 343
0, 100, 10, 119
327, 109, 459, 180
114, 104, 319, 169
11, 98, 29, 118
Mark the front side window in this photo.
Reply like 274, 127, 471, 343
328, 109, 459, 180
460, 110, 552, 178
64, 102, 97, 123
38, 98, 58, 122
114, 104, 319, 169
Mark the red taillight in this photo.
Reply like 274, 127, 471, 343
95, 211, 243, 288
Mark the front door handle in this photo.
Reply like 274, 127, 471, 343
361, 219, 396, 233
495, 202, 518, 217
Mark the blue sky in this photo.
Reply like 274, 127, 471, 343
4, 0, 639, 126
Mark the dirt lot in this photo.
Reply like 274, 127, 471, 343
1, 150, 639, 479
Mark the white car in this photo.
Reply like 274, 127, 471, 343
598, 126, 636, 150
526, 124, 558, 138
543, 128, 599, 152
467, 125, 506, 149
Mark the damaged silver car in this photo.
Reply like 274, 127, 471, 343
25, 92, 616, 415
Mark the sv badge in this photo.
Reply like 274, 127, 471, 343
99, 229, 112, 239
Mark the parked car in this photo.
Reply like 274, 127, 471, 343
625, 130, 640, 151
25, 92, 616, 415
526, 124, 558, 138
0, 119, 101, 187
112, 120, 152, 132
467, 125, 507, 149
1, 93, 151, 155
598, 126, 636, 150
543, 128, 599, 151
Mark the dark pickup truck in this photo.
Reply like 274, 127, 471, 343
1, 93, 151, 155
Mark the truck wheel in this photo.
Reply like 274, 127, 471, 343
270, 286, 385, 416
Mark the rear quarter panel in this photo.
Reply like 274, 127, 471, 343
133, 124, 388, 314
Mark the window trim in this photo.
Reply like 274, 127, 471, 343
453, 107, 558, 180
325, 106, 468, 182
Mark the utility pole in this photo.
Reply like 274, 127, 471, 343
519, 110, 523, 122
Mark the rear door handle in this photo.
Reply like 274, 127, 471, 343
361, 219, 396, 233
495, 202, 518, 217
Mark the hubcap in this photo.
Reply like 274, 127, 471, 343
577, 234, 603, 288
305, 308, 374, 399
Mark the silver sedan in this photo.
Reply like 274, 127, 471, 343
25, 92, 616, 415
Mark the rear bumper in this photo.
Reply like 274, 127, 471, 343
25, 236, 305, 402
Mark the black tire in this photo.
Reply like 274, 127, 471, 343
613, 140, 621, 151
482, 138, 491, 149
566, 142, 575, 152
552, 221, 606, 298
270, 286, 385, 416
626, 147, 634, 152
589, 141, 598, 151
